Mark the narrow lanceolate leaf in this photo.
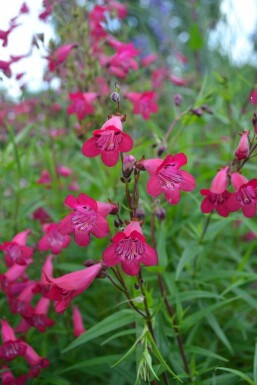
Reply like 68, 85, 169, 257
254, 343, 257, 384
216, 367, 255, 385
62, 309, 135, 353
187, 346, 228, 362
205, 313, 233, 354
175, 242, 203, 281
57, 355, 122, 374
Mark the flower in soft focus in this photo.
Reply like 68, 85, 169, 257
58, 193, 117, 246
234, 130, 249, 160
143, 154, 196, 204
103, 221, 158, 276
0, 320, 27, 361
175, 51, 188, 65
48, 43, 77, 71
38, 223, 71, 255
33, 255, 54, 297
141, 53, 158, 67
0, 229, 33, 267
33, 207, 51, 224
89, 5, 108, 40
126, 91, 158, 120
169, 74, 188, 86
67, 92, 98, 120
23, 343, 49, 378
200, 167, 231, 217
24, 297, 55, 332
109, 0, 127, 19
82, 116, 133, 167
250, 89, 257, 105
1, 364, 26, 385
0, 60, 12, 77
20, 2, 29, 14
151, 68, 168, 88
56, 165, 72, 177
9, 281, 36, 316
102, 42, 139, 78
37, 169, 51, 186
227, 173, 257, 218
0, 25, 17, 47
42, 263, 103, 312
73, 306, 86, 337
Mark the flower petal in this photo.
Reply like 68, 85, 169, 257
146, 176, 162, 197
102, 244, 120, 266
82, 137, 100, 157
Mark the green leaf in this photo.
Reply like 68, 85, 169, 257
187, 346, 228, 362
254, 343, 257, 383
62, 309, 135, 353
205, 313, 233, 354
189, 23, 204, 50
216, 367, 255, 385
175, 242, 203, 281
57, 355, 123, 374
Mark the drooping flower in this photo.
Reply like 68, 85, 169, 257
23, 343, 49, 378
38, 223, 71, 255
1, 364, 26, 385
41, 263, 103, 312
32, 207, 51, 224
234, 130, 249, 160
58, 193, 117, 246
0, 320, 27, 361
141, 53, 158, 67
47, 43, 77, 72
82, 116, 133, 167
169, 73, 188, 86
72, 306, 86, 337
227, 173, 257, 218
103, 222, 158, 276
142, 154, 196, 205
126, 91, 158, 120
0, 229, 33, 267
9, 281, 36, 316
23, 297, 55, 332
200, 167, 231, 217
67, 92, 98, 120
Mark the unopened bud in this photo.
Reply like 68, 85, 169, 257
134, 283, 140, 290
173, 93, 183, 106
252, 113, 257, 127
122, 154, 136, 178
201, 104, 213, 114
83, 259, 95, 267
135, 207, 145, 220
110, 92, 120, 103
157, 144, 167, 157
191, 108, 203, 117
155, 207, 166, 221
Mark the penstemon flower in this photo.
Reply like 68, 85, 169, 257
102, 221, 158, 276
142, 153, 196, 204
38, 223, 71, 255
0, 320, 27, 361
82, 116, 133, 167
227, 173, 257, 218
58, 193, 117, 246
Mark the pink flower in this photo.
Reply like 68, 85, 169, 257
20, 2, 29, 14
33, 255, 54, 297
48, 43, 77, 72
0, 229, 33, 267
41, 263, 103, 312
227, 173, 257, 218
143, 154, 196, 204
169, 74, 188, 86
82, 116, 133, 167
37, 169, 51, 186
89, 5, 108, 40
23, 297, 54, 332
234, 130, 249, 160
9, 281, 36, 316
32, 207, 51, 224
0, 320, 26, 361
141, 53, 158, 67
126, 91, 158, 120
23, 343, 49, 378
250, 90, 257, 105
58, 193, 117, 246
56, 165, 72, 177
72, 306, 86, 337
0, 60, 12, 78
38, 223, 71, 255
200, 167, 231, 217
1, 364, 26, 385
103, 222, 158, 276
109, 1, 127, 19
103, 43, 139, 78
67, 92, 98, 120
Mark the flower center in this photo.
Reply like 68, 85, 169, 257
48, 229, 65, 247
95, 130, 122, 151
7, 244, 22, 263
115, 238, 145, 262
158, 165, 182, 190
71, 206, 97, 231
2, 341, 26, 360
237, 185, 257, 205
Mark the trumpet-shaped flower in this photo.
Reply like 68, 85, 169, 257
42, 263, 103, 313
82, 116, 133, 167
143, 154, 196, 204
38, 223, 71, 255
67, 92, 98, 120
0, 229, 33, 267
126, 91, 158, 120
227, 173, 257, 218
0, 320, 26, 361
103, 222, 158, 276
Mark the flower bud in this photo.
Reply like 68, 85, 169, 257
122, 155, 136, 178
234, 130, 249, 161
110, 92, 120, 103
157, 144, 167, 157
135, 207, 145, 220
83, 259, 96, 267
155, 207, 166, 221
173, 93, 183, 106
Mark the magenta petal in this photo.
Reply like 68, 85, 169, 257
173, 153, 187, 168
101, 149, 119, 167
64, 195, 78, 209
91, 215, 109, 238
226, 194, 240, 213
38, 237, 49, 251
165, 188, 181, 204
74, 230, 90, 246
78, 193, 98, 210
146, 176, 162, 197
119, 133, 134, 152
102, 244, 120, 266
201, 197, 213, 213
143, 159, 162, 176
12, 229, 31, 245
242, 204, 256, 218
121, 260, 140, 276
179, 171, 196, 191
141, 244, 158, 266
124, 221, 142, 236
58, 214, 74, 234
82, 137, 100, 157
97, 201, 115, 217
